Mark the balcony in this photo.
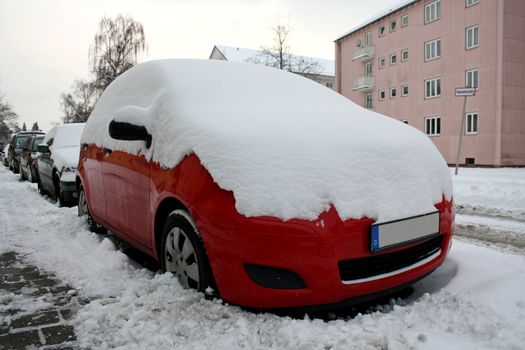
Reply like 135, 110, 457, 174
352, 46, 375, 62
352, 76, 375, 92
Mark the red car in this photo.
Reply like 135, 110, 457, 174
77, 60, 454, 310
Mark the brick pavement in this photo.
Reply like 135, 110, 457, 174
0, 251, 87, 349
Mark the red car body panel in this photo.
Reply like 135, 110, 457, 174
78, 144, 454, 309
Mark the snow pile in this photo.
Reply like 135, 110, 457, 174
1, 166, 524, 349
452, 168, 525, 219
83, 59, 451, 222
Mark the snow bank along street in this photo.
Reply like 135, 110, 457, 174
1, 166, 525, 349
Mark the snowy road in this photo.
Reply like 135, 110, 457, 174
1, 166, 525, 349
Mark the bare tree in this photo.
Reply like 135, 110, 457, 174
89, 15, 147, 92
248, 24, 322, 78
0, 86, 19, 142
60, 80, 98, 123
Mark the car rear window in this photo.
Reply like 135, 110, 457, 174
15, 136, 30, 149
32, 137, 45, 152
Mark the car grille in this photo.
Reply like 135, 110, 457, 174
338, 234, 443, 282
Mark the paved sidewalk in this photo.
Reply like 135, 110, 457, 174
0, 251, 86, 349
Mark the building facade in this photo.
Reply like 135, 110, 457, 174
210, 45, 335, 90
335, 0, 525, 166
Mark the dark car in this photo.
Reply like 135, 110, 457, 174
8, 131, 45, 173
19, 135, 45, 182
37, 123, 84, 206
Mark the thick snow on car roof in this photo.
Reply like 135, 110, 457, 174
82, 59, 452, 222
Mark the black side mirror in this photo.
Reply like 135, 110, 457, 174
22, 147, 29, 152
37, 144, 49, 153
109, 120, 152, 148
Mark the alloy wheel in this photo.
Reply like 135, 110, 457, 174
164, 227, 200, 289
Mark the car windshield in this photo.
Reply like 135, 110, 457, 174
32, 137, 44, 152
53, 124, 84, 148
15, 136, 30, 149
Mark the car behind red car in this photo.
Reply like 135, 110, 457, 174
77, 59, 454, 310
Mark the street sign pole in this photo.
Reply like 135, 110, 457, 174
454, 87, 476, 176
455, 95, 468, 175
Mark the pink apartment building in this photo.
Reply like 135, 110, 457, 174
335, 0, 525, 166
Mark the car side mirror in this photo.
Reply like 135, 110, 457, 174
109, 120, 152, 148
37, 144, 49, 153
22, 147, 29, 152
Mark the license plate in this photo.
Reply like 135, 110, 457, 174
371, 212, 440, 252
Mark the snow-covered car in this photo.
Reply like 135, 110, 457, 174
2, 143, 9, 167
37, 123, 85, 206
77, 59, 454, 310
8, 131, 45, 173
19, 134, 45, 182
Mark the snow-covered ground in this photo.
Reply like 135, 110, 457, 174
452, 168, 525, 252
1, 166, 524, 349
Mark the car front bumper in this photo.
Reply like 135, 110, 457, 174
199, 198, 454, 310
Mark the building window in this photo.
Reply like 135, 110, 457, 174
425, 78, 441, 98
379, 26, 385, 37
425, 117, 441, 136
365, 93, 373, 109
401, 15, 409, 27
379, 57, 385, 68
425, 38, 441, 61
390, 87, 397, 98
466, 25, 479, 49
379, 89, 386, 101
390, 19, 397, 32
466, 112, 478, 134
425, 0, 441, 24
325, 82, 333, 88
401, 49, 409, 61
365, 31, 373, 46
466, 0, 479, 7
390, 53, 397, 65
466, 69, 479, 89
401, 84, 409, 96
365, 62, 373, 77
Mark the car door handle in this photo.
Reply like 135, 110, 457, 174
103, 147, 112, 155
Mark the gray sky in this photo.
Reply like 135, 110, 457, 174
0, 0, 401, 131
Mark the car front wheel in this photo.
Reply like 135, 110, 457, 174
160, 210, 213, 292
77, 185, 105, 233
18, 165, 25, 181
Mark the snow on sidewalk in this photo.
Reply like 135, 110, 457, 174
1, 166, 525, 349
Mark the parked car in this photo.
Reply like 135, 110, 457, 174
2, 143, 9, 167
77, 60, 454, 310
37, 123, 85, 206
8, 131, 45, 173
19, 134, 45, 182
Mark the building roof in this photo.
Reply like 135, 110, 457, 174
335, 0, 419, 42
211, 45, 335, 76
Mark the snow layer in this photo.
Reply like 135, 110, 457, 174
452, 167, 525, 219
43, 123, 84, 171
83, 59, 451, 222
0, 166, 524, 349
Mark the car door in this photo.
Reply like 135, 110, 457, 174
101, 148, 152, 249
38, 129, 56, 192
81, 144, 107, 221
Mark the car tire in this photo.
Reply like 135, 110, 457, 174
37, 178, 46, 195
54, 175, 65, 207
18, 165, 25, 181
28, 167, 34, 183
77, 185, 106, 233
12, 161, 19, 174
160, 210, 213, 292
